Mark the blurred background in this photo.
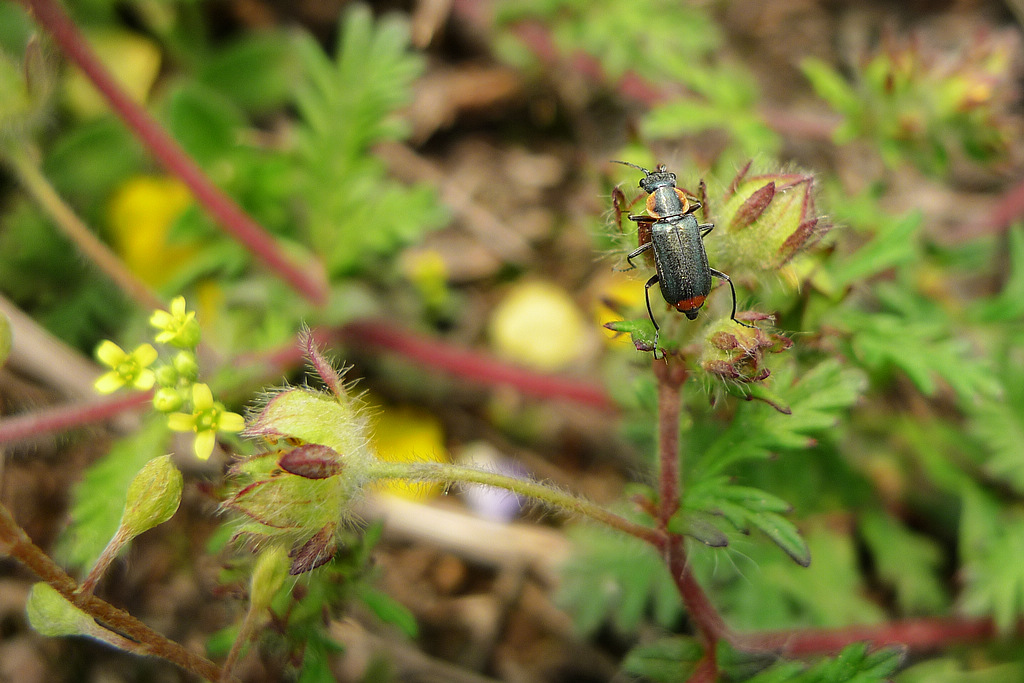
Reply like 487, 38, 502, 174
1, 0, 1024, 681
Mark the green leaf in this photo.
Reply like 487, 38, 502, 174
859, 510, 947, 614
801, 57, 860, 116
828, 211, 922, 290
742, 643, 903, 683
668, 510, 729, 547
749, 511, 810, 567
557, 523, 682, 636
622, 636, 703, 683
975, 225, 1024, 322
197, 32, 300, 114
959, 486, 1024, 635
163, 81, 246, 165
291, 6, 446, 277
356, 585, 418, 639
696, 358, 866, 476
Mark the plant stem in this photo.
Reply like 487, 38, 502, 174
653, 357, 730, 677
367, 461, 665, 547
5, 146, 165, 311
337, 320, 617, 411
0, 502, 233, 682
16, 0, 328, 306
736, 615, 1005, 656
0, 391, 152, 445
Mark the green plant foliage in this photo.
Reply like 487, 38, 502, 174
621, 636, 703, 682
858, 510, 947, 614
291, 5, 447, 277
696, 525, 886, 632
196, 32, 301, 115
897, 658, 1024, 683
801, 32, 1016, 176
958, 485, 1024, 635
496, 0, 720, 81
741, 643, 904, 683
54, 416, 171, 569
557, 523, 683, 636
681, 480, 809, 566
691, 358, 867, 478
838, 283, 1000, 403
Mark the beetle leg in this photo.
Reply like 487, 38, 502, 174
699, 223, 714, 238
709, 268, 755, 328
644, 274, 663, 357
621, 241, 653, 271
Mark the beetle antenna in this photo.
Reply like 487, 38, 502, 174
610, 160, 651, 176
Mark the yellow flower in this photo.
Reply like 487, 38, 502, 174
167, 383, 245, 460
107, 176, 194, 287
149, 296, 200, 348
371, 406, 448, 500
94, 341, 157, 394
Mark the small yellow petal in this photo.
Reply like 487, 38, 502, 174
166, 413, 195, 432
95, 340, 126, 367
132, 343, 158, 367
170, 296, 187, 316
193, 430, 216, 460
132, 369, 156, 391
218, 411, 246, 433
192, 383, 213, 410
149, 309, 173, 329
94, 371, 125, 394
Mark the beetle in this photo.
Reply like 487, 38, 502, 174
613, 160, 753, 355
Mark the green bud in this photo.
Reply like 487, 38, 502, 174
250, 545, 290, 609
154, 364, 178, 387
152, 387, 184, 413
712, 163, 827, 271
26, 583, 95, 637
0, 311, 10, 368
172, 351, 198, 381
699, 315, 791, 383
120, 455, 183, 538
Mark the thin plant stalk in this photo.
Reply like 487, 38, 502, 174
0, 503, 233, 682
6, 146, 164, 311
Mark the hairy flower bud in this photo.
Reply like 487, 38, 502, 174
700, 314, 792, 383
712, 163, 828, 271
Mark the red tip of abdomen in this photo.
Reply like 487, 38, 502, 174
673, 295, 706, 318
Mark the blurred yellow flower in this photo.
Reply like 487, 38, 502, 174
488, 280, 589, 371
371, 405, 448, 501
107, 176, 195, 287
64, 30, 161, 118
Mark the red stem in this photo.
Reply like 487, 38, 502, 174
0, 391, 152, 445
737, 615, 1001, 657
17, 0, 327, 306
336, 320, 617, 411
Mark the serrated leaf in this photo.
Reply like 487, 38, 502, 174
557, 524, 682, 636
622, 636, 703, 683
750, 511, 810, 567
859, 511, 947, 614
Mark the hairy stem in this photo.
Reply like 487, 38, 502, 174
0, 503, 232, 682
0, 391, 152, 446
367, 460, 665, 547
